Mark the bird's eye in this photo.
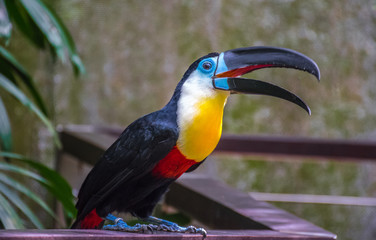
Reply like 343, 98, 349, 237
202, 61, 212, 70
199, 59, 215, 73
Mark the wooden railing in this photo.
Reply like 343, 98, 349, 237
57, 125, 339, 239
0, 124, 346, 239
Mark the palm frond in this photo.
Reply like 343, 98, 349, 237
0, 97, 11, 151
0, 182, 44, 228
0, 0, 12, 43
39, 0, 85, 75
0, 74, 60, 148
0, 173, 60, 225
0, 0, 85, 229
5, 0, 85, 75
0, 46, 48, 116
4, 0, 45, 48
0, 152, 76, 225
0, 192, 24, 229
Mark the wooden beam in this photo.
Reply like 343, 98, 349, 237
167, 176, 336, 239
61, 124, 376, 161
58, 125, 337, 240
216, 134, 376, 161
0, 229, 336, 240
250, 192, 376, 206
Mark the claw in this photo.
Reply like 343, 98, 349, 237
196, 228, 207, 238
185, 225, 197, 233
145, 217, 207, 238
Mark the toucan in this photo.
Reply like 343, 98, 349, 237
71, 46, 320, 236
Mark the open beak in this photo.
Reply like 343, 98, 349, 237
213, 46, 320, 114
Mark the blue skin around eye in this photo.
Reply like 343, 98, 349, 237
198, 58, 216, 74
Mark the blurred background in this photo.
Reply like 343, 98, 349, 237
4, 0, 376, 239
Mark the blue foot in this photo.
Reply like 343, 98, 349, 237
103, 214, 207, 238
144, 216, 207, 237
103, 214, 155, 233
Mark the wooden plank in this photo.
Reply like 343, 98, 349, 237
59, 130, 115, 166
250, 192, 376, 206
216, 134, 376, 161
166, 175, 336, 239
167, 176, 269, 230
61, 124, 376, 161
57, 125, 337, 239
0, 229, 335, 240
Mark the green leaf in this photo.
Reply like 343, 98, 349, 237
0, 152, 76, 223
0, 173, 58, 224
0, 160, 72, 219
0, 192, 24, 229
39, 0, 86, 75
4, 0, 85, 75
0, 58, 16, 84
19, 0, 65, 61
4, 0, 45, 49
0, 161, 47, 183
16, 0, 85, 75
0, 46, 48, 116
20, 157, 73, 202
0, 0, 12, 43
0, 97, 12, 151
0, 74, 61, 148
0, 181, 44, 228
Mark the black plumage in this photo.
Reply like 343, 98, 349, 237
71, 53, 218, 228
70, 46, 320, 235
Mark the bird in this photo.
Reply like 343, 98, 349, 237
71, 46, 320, 236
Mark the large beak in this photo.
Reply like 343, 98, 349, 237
213, 46, 320, 114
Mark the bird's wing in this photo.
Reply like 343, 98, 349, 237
75, 113, 178, 220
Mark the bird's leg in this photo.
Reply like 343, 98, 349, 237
143, 216, 207, 237
102, 213, 154, 233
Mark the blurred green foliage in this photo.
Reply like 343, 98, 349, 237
0, 0, 84, 228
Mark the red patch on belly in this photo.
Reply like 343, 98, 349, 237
152, 146, 197, 179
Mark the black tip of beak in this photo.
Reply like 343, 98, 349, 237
312, 63, 321, 82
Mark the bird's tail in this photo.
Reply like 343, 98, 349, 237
71, 209, 104, 229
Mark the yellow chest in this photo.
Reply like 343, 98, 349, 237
176, 92, 228, 161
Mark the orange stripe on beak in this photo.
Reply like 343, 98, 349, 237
215, 64, 274, 78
